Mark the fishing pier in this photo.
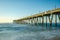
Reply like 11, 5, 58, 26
13, 8, 60, 28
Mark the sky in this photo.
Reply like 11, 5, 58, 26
0, 0, 60, 23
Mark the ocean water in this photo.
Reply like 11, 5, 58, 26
0, 23, 60, 40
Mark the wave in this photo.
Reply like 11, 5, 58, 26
0, 30, 60, 40
0, 23, 60, 40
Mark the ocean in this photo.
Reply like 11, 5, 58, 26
0, 23, 60, 40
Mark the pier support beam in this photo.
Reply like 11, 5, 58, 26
42, 15, 44, 30
46, 16, 47, 30
29, 19, 31, 24
42, 16, 44, 27
58, 13, 60, 29
34, 17, 38, 25
30, 19, 33, 24
55, 14, 57, 27
36, 17, 38, 25
39, 17, 41, 25
48, 14, 53, 30
58, 14, 60, 22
